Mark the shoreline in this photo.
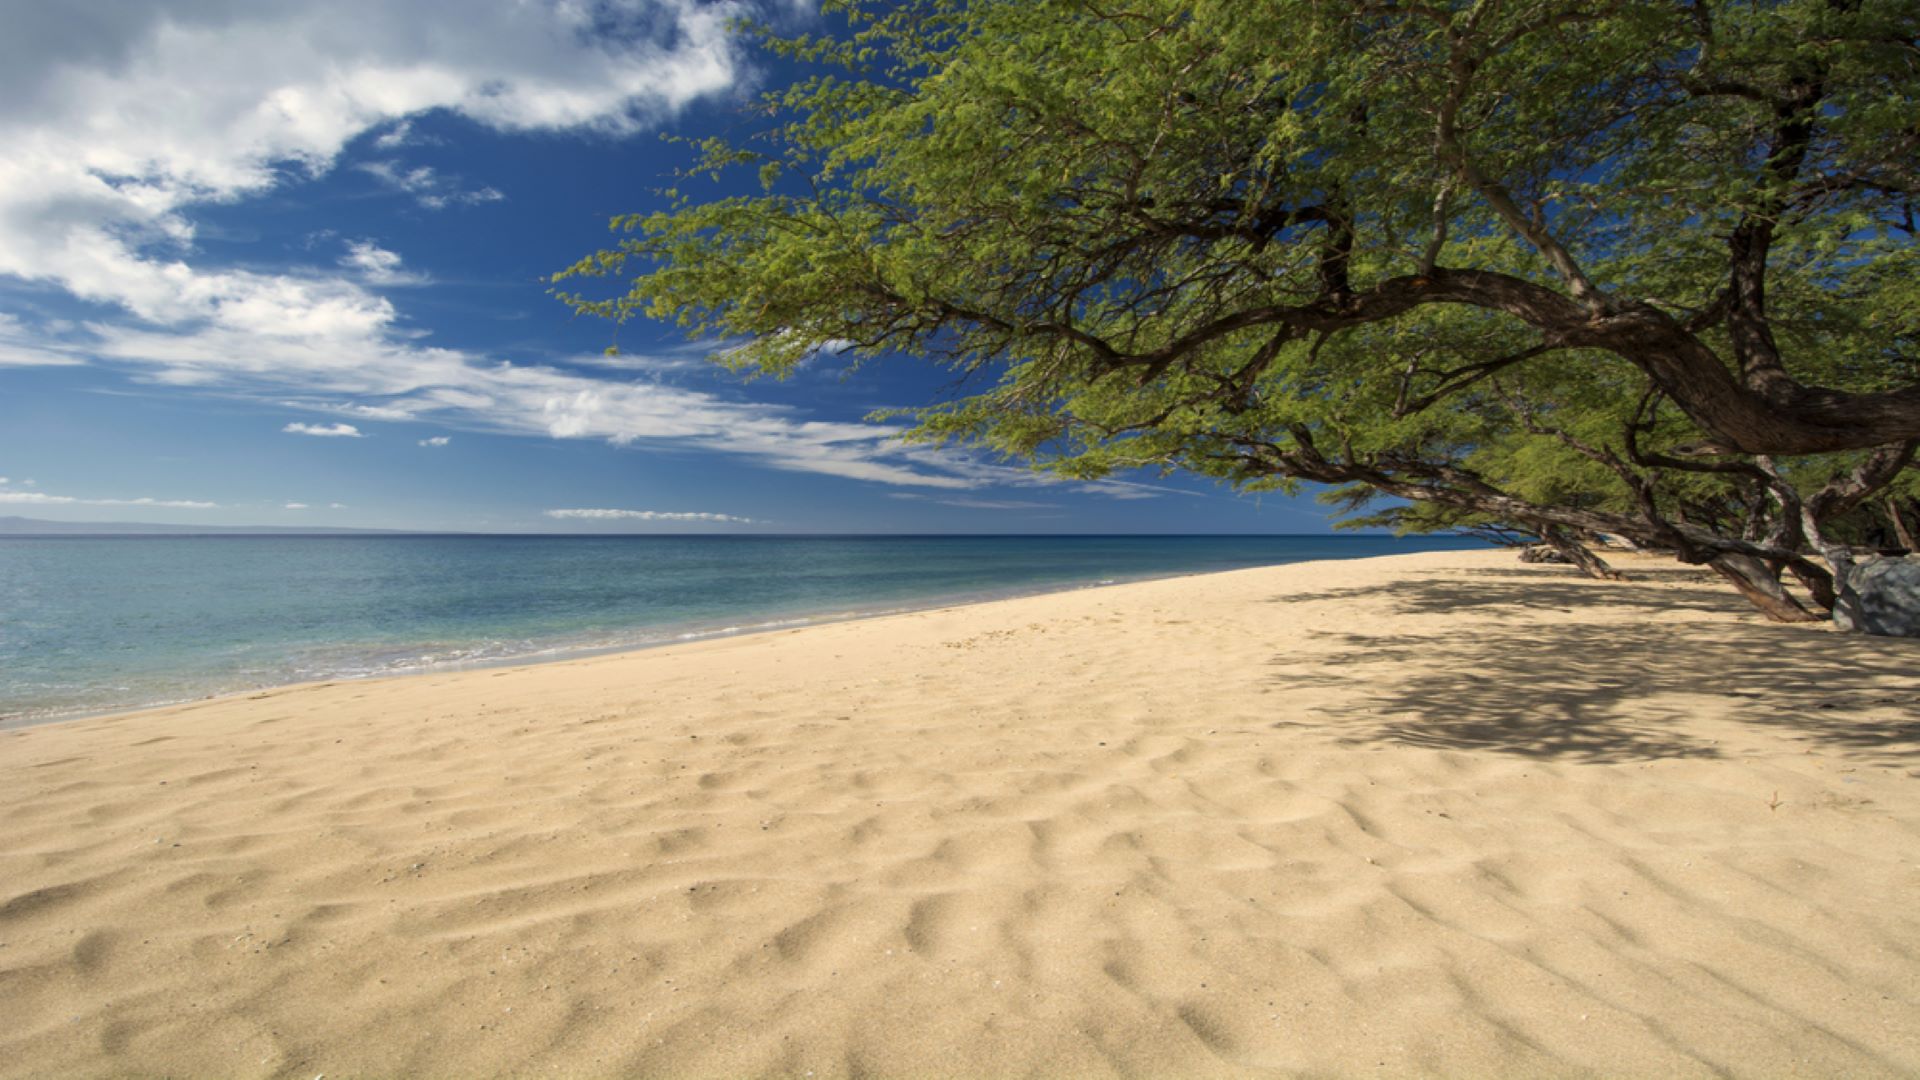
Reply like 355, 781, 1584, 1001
2, 567, 1181, 732
3, 542, 1481, 732
3, 547, 1915, 1078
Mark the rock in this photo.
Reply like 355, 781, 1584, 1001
1518, 544, 1570, 565
1833, 556, 1920, 638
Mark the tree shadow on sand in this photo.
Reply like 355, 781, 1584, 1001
1264, 568, 1919, 765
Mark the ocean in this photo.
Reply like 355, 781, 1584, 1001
0, 533, 1483, 726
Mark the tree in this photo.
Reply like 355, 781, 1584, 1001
557, 0, 1920, 620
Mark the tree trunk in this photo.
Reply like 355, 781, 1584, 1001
1784, 561, 1838, 611
1709, 554, 1823, 623
1542, 526, 1626, 581
1889, 497, 1918, 552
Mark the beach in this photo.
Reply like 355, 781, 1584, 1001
1, 546, 1915, 1076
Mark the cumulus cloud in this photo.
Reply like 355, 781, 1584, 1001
545, 508, 755, 524
0, 0, 743, 334
419, 435, 451, 447
284, 421, 363, 437
0, 2, 1179, 501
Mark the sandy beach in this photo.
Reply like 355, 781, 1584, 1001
1, 548, 1915, 1078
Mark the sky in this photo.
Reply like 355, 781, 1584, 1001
0, 0, 1338, 534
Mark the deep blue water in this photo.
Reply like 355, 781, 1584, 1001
0, 534, 1482, 726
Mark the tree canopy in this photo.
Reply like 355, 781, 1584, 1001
558, 0, 1920, 623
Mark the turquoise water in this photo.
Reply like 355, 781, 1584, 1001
0, 534, 1481, 726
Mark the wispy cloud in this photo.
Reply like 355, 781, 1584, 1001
69, 318, 1176, 496
419, 435, 451, 447
85, 316, 1111, 490
371, 119, 437, 151
284, 399, 420, 422
0, 480, 216, 510
340, 240, 426, 286
284, 422, 364, 438
284, 502, 310, 510
0, 314, 87, 367
545, 508, 755, 524
358, 160, 505, 211
570, 348, 717, 374
889, 493, 1054, 511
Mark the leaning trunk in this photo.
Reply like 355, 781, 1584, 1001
1708, 553, 1823, 623
1783, 560, 1837, 611
1541, 526, 1626, 581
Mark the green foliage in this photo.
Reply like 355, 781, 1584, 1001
557, 0, 1919, 551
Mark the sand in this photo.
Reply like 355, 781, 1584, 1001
1, 548, 1916, 1078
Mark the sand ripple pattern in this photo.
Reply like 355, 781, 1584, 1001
2, 551, 1917, 1077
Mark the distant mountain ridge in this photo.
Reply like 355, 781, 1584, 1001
0, 516, 406, 536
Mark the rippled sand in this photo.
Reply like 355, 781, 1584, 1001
2, 549, 1916, 1078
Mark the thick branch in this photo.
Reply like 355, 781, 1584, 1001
1804, 441, 1920, 525
906, 265, 1920, 454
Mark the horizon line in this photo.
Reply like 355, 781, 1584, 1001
0, 529, 1434, 539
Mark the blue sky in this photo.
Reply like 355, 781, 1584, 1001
0, 0, 1335, 534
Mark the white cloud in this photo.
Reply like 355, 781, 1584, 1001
0, 314, 88, 367
0, 0, 744, 330
571, 349, 713, 374
284, 501, 309, 509
889, 493, 1054, 511
371, 118, 429, 150
0, 2, 1181, 502
358, 160, 504, 210
419, 435, 451, 447
283, 399, 420, 421
340, 240, 425, 285
328, 502, 347, 509
546, 508, 755, 524
79, 317, 1171, 493
0, 489, 217, 509
284, 421, 363, 437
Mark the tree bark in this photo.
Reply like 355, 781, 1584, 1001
1889, 497, 1918, 552
948, 266, 1920, 457
1541, 527, 1627, 581
1709, 554, 1824, 623
1784, 562, 1838, 611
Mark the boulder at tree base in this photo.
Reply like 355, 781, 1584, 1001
1834, 557, 1920, 639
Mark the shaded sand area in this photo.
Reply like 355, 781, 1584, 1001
2, 549, 1917, 1078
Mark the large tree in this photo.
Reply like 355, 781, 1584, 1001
558, 0, 1920, 616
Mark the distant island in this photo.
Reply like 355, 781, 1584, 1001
0, 515, 406, 536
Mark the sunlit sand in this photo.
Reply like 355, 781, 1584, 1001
2, 549, 1916, 1077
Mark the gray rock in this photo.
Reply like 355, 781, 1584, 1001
1833, 556, 1920, 638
